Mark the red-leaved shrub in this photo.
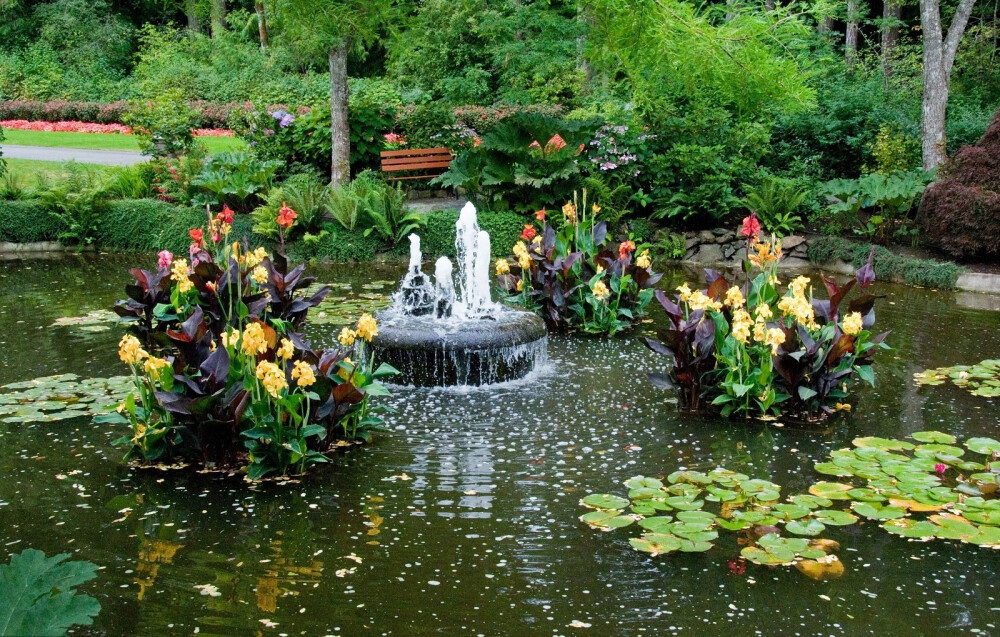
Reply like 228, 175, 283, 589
918, 108, 1000, 261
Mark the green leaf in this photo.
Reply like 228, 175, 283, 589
813, 509, 859, 526
0, 549, 100, 637
581, 494, 630, 510
785, 518, 826, 536
912, 431, 957, 444
629, 533, 682, 556
966, 437, 1000, 455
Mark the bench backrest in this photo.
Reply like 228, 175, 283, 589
380, 147, 453, 181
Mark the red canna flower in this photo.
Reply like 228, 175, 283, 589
534, 209, 547, 222
740, 212, 761, 238
216, 204, 234, 224
277, 202, 298, 229
189, 228, 204, 245
521, 224, 537, 241
545, 134, 567, 152
618, 240, 636, 260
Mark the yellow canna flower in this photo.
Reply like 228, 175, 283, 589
765, 327, 786, 355
562, 202, 577, 224
118, 334, 148, 365
242, 322, 268, 356
724, 286, 745, 308
592, 279, 610, 301
220, 327, 240, 349
516, 279, 525, 292
731, 308, 752, 344
255, 360, 287, 398
276, 338, 294, 360
636, 249, 651, 270
676, 283, 692, 303
753, 318, 767, 343
143, 356, 171, 375
495, 259, 510, 276
842, 311, 864, 336
356, 313, 378, 342
291, 360, 316, 387
252, 266, 268, 285
755, 303, 773, 320
338, 327, 357, 347
170, 258, 193, 294
835, 402, 852, 412
687, 290, 722, 312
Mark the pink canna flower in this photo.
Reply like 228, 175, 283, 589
157, 250, 174, 269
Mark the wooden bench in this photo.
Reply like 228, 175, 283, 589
380, 147, 454, 182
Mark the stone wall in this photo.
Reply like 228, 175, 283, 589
683, 229, 812, 270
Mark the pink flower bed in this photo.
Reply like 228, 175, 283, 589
2, 119, 132, 134
0, 119, 234, 137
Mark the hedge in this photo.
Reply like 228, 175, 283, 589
0, 199, 66, 243
807, 236, 964, 290
418, 210, 525, 260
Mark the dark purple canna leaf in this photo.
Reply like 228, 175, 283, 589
199, 346, 229, 386
648, 373, 676, 390
856, 246, 876, 289
154, 391, 192, 415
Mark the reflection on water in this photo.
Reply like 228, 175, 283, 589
1, 254, 1000, 635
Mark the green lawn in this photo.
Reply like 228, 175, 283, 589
2, 129, 244, 154
4, 158, 116, 189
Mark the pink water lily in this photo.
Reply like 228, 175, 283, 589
934, 463, 947, 475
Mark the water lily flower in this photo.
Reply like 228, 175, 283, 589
935, 463, 947, 475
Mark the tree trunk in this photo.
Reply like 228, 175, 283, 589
818, 16, 835, 33
920, 0, 978, 169
845, 0, 859, 65
254, 1, 269, 49
765, 0, 775, 10
882, 0, 901, 57
210, 0, 227, 38
186, 0, 202, 34
329, 39, 351, 187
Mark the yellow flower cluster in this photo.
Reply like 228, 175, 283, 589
777, 276, 818, 329
687, 290, 723, 312
765, 327, 786, 355
516, 279, 525, 292
143, 356, 171, 374
592, 279, 610, 301
119, 335, 148, 365
731, 308, 752, 343
338, 327, 357, 347
495, 259, 510, 276
291, 361, 316, 387
252, 266, 269, 285
171, 258, 193, 293
531, 234, 543, 252
242, 322, 268, 356
513, 241, 531, 270
756, 303, 773, 320
243, 246, 269, 269
677, 283, 692, 303
562, 202, 577, 224
636, 249, 651, 269
276, 338, 294, 360
255, 360, 287, 398
357, 313, 378, 342
753, 318, 767, 343
842, 311, 864, 336
748, 237, 783, 270
220, 327, 239, 349
724, 286, 745, 308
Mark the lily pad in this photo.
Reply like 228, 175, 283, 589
809, 482, 853, 500
912, 431, 957, 444
813, 510, 859, 526
630, 533, 681, 556
966, 437, 1000, 456
581, 494, 630, 510
786, 518, 826, 536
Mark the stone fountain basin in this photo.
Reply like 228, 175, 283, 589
371, 309, 547, 387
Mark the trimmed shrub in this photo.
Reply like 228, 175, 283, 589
289, 224, 387, 263
419, 209, 524, 259
0, 199, 65, 242
807, 236, 964, 289
918, 107, 1000, 260
94, 200, 268, 254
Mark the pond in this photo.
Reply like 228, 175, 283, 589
1, 253, 999, 635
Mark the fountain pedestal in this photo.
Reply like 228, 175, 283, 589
371, 202, 547, 387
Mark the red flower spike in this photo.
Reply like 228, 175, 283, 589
521, 224, 537, 241
740, 212, 761, 238
189, 228, 204, 244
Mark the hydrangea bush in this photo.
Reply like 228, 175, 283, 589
102, 206, 397, 479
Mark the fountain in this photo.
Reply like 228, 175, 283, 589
371, 203, 547, 386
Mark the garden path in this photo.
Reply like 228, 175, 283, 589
0, 144, 144, 166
